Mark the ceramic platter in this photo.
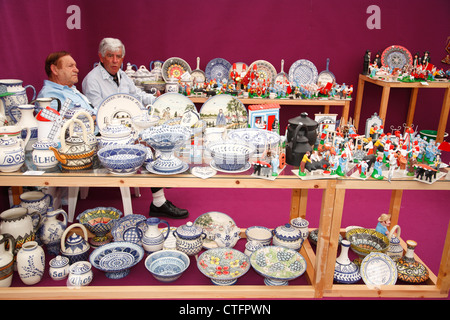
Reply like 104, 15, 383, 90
96, 93, 145, 132
248, 60, 277, 85
151, 93, 196, 125
205, 58, 232, 84
381, 45, 413, 70
227, 62, 248, 81
360, 252, 398, 286
162, 57, 192, 82
288, 59, 318, 86
110, 214, 147, 245
317, 58, 336, 86
199, 94, 247, 129
194, 211, 239, 249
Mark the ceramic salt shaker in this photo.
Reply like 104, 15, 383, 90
49, 255, 70, 281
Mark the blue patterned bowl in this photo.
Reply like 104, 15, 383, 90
145, 250, 190, 282
207, 141, 255, 171
228, 128, 280, 156
89, 241, 144, 279
97, 144, 147, 175
77, 207, 123, 247
140, 124, 191, 152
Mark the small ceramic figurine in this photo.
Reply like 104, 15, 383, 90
298, 151, 311, 176
363, 50, 371, 75
375, 213, 391, 236
371, 156, 384, 180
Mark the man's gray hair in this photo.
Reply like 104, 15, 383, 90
98, 38, 125, 57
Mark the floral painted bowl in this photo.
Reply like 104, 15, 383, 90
250, 245, 307, 286
197, 248, 250, 286
207, 140, 255, 171
145, 250, 190, 283
227, 128, 280, 157
77, 207, 123, 247
345, 227, 389, 257
89, 241, 144, 279
97, 144, 147, 175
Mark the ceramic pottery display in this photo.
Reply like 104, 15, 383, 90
39, 208, 68, 255
345, 227, 389, 258
396, 240, 429, 284
137, 217, 170, 254
60, 223, 90, 264
227, 128, 280, 157
16, 241, 45, 285
197, 248, 250, 286
0, 234, 15, 287
272, 223, 304, 251
110, 214, 147, 245
245, 226, 272, 246
207, 140, 255, 172
360, 252, 398, 286
174, 221, 207, 256
290, 217, 309, 241
77, 207, 122, 247
387, 225, 403, 262
31, 140, 59, 170
68, 261, 93, 287
141, 124, 191, 174
0, 131, 28, 172
8, 104, 38, 150
0, 79, 36, 124
49, 255, 70, 281
0, 207, 41, 254
97, 144, 147, 175
334, 240, 362, 284
89, 241, 144, 279
145, 249, 190, 283
250, 246, 307, 286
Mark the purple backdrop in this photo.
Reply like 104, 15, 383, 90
1, 0, 449, 133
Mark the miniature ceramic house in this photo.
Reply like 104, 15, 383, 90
248, 103, 280, 133
365, 113, 383, 138
314, 113, 338, 133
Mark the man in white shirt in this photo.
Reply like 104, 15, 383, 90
82, 38, 188, 219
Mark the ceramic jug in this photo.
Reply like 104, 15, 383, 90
334, 239, 362, 284
124, 62, 138, 79
387, 225, 403, 262
137, 217, 170, 254
8, 104, 39, 151
396, 240, 429, 284
39, 208, 68, 255
174, 221, 207, 256
0, 207, 41, 255
60, 223, 90, 264
0, 233, 15, 287
19, 191, 53, 222
0, 79, 36, 124
16, 240, 45, 285
0, 132, 28, 172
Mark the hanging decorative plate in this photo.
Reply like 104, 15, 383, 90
248, 60, 277, 85
288, 59, 318, 86
151, 92, 197, 125
360, 252, 398, 286
199, 94, 247, 129
205, 58, 232, 84
96, 93, 145, 132
194, 211, 239, 249
317, 58, 336, 86
162, 57, 192, 82
381, 45, 413, 70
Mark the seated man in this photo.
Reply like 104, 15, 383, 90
82, 37, 188, 219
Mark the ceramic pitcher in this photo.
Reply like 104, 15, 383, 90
39, 208, 68, 255
137, 217, 170, 254
19, 190, 53, 222
33, 97, 62, 143
0, 79, 36, 124
0, 132, 28, 172
387, 225, 403, 262
8, 104, 39, 151
0, 233, 15, 287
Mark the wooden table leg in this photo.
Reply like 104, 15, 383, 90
353, 74, 365, 131
436, 87, 450, 143
379, 86, 391, 124
437, 221, 450, 294
406, 87, 419, 127
290, 189, 308, 220
11, 186, 23, 205
343, 100, 350, 125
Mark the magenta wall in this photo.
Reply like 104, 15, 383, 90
1, 0, 449, 134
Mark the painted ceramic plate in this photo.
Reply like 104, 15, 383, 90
248, 60, 277, 85
151, 93, 196, 125
199, 94, 247, 129
111, 214, 147, 245
194, 211, 239, 249
96, 93, 145, 132
288, 59, 318, 85
381, 45, 413, 70
162, 57, 192, 82
205, 58, 232, 83
360, 252, 398, 286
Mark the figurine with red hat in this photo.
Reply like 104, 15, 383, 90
371, 155, 384, 180
336, 152, 348, 176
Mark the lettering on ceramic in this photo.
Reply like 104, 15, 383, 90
66, 5, 81, 30
366, 5, 381, 30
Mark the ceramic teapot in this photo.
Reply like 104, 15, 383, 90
49, 118, 95, 171
124, 63, 138, 79
68, 110, 97, 151
137, 217, 170, 254
60, 223, 90, 264
272, 223, 304, 251
174, 221, 206, 256
0, 130, 30, 172
134, 65, 153, 86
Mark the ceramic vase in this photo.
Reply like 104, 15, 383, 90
396, 240, 429, 284
387, 225, 403, 262
0, 234, 15, 287
16, 241, 45, 285
334, 239, 362, 284
19, 190, 53, 223
39, 208, 68, 255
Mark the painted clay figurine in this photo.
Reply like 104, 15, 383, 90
376, 213, 391, 236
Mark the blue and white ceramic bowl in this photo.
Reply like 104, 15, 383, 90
145, 250, 190, 282
89, 241, 144, 279
207, 140, 255, 171
227, 128, 280, 157
140, 124, 191, 152
97, 144, 147, 174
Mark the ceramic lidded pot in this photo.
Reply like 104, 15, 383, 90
49, 255, 70, 281
60, 223, 90, 264
396, 240, 429, 284
32, 139, 59, 170
272, 223, 304, 251
0, 233, 15, 287
290, 217, 309, 241
174, 221, 207, 256
98, 118, 135, 149
0, 133, 28, 172
68, 261, 93, 287
334, 239, 362, 284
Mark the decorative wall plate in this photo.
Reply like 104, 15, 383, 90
360, 252, 398, 286
288, 59, 318, 85
151, 93, 196, 124
96, 93, 145, 132
199, 94, 247, 128
162, 57, 192, 82
205, 58, 232, 83
248, 60, 277, 85
194, 211, 238, 249
381, 45, 413, 70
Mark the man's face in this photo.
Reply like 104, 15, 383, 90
52, 55, 79, 87
99, 49, 123, 75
